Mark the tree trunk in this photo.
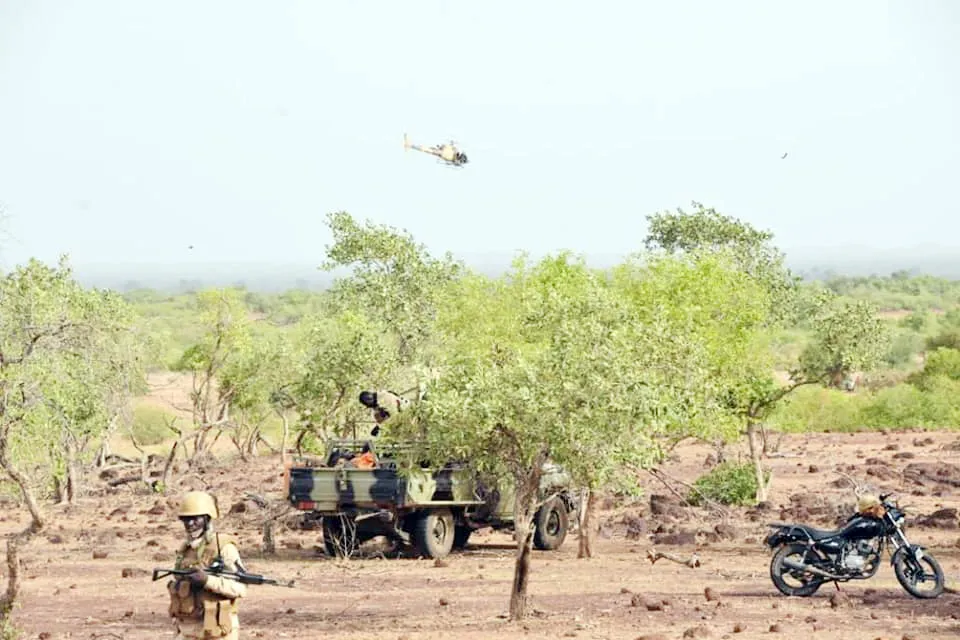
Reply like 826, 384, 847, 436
508, 466, 542, 621
0, 455, 45, 621
577, 488, 595, 559
510, 515, 534, 620
246, 426, 260, 457
65, 441, 79, 504
262, 521, 276, 556
279, 413, 290, 466
746, 421, 768, 503
53, 476, 66, 505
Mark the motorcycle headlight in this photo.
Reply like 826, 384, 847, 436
895, 515, 905, 526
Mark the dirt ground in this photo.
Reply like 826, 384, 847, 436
2, 429, 959, 640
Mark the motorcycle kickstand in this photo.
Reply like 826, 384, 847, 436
833, 581, 841, 592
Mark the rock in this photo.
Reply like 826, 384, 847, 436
682, 625, 712, 638
769, 623, 782, 632
893, 451, 916, 460
433, 558, 449, 568
704, 587, 718, 602
46, 534, 64, 544
733, 622, 746, 633
808, 465, 819, 473
92, 550, 108, 559
714, 524, 737, 541
649, 494, 686, 520
121, 567, 150, 578
630, 594, 664, 611
228, 501, 248, 514
652, 530, 697, 546
829, 591, 851, 608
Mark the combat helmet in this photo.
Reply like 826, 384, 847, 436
179, 490, 219, 519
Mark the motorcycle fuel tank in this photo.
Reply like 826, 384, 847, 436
817, 516, 884, 551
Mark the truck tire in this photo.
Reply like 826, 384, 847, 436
533, 497, 568, 551
413, 508, 455, 559
322, 516, 360, 558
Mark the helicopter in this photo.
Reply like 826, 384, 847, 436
403, 133, 469, 167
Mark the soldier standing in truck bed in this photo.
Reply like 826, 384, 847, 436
358, 389, 409, 436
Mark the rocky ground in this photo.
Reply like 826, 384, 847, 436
2, 429, 959, 640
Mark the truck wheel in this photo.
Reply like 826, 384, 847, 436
533, 497, 568, 551
453, 525, 472, 550
413, 509, 455, 559
322, 516, 359, 558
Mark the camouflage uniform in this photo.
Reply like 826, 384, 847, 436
167, 491, 246, 639
374, 389, 408, 421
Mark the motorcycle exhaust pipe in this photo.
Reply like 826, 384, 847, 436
782, 557, 843, 580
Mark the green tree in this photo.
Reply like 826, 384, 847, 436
320, 211, 462, 368
386, 253, 709, 620
643, 204, 889, 502
289, 309, 395, 451
173, 288, 252, 462
0, 257, 143, 620
217, 328, 292, 461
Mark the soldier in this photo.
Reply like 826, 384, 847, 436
358, 389, 409, 436
167, 490, 246, 640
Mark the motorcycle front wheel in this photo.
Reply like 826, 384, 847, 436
770, 543, 826, 597
893, 546, 944, 599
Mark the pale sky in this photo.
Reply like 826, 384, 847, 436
1, 1, 957, 273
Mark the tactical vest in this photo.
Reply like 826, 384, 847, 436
167, 532, 239, 637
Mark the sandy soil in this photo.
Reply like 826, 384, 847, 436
2, 429, 959, 640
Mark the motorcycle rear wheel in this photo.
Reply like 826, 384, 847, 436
893, 546, 944, 599
770, 543, 826, 597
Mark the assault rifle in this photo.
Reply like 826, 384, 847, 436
152, 559, 295, 588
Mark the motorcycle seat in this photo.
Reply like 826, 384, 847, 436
769, 522, 841, 541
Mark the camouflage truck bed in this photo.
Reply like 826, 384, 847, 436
287, 465, 486, 513
284, 439, 579, 559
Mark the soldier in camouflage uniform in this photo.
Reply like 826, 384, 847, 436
358, 389, 409, 436
167, 491, 246, 639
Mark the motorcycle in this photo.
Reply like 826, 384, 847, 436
764, 492, 944, 598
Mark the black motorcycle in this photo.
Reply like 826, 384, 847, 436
764, 493, 944, 598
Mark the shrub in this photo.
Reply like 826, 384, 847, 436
131, 404, 176, 445
767, 386, 864, 433
689, 462, 763, 506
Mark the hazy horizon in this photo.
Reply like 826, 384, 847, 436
2, 2, 957, 278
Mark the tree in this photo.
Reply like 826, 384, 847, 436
385, 253, 702, 619
320, 211, 463, 368
172, 288, 252, 461
0, 257, 142, 620
217, 329, 290, 461
644, 201, 798, 321
644, 203, 889, 502
288, 309, 395, 450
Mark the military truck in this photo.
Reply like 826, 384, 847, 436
285, 439, 579, 559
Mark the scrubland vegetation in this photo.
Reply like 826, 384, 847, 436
1, 202, 959, 625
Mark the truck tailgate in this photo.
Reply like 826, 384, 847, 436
287, 466, 406, 511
